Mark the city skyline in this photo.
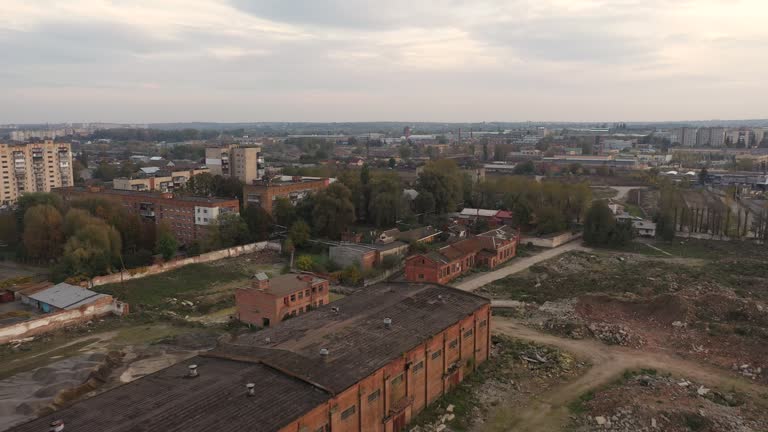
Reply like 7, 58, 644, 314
3, 0, 768, 123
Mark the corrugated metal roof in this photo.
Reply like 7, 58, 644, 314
27, 283, 108, 310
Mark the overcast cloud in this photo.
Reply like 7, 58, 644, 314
2, 0, 767, 123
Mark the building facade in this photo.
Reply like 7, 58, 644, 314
113, 168, 209, 193
406, 226, 519, 285
236, 272, 330, 327
243, 176, 330, 215
205, 144, 264, 184
54, 187, 239, 245
0, 141, 74, 205
9, 282, 490, 432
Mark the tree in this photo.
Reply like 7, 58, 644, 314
289, 220, 311, 247
296, 255, 314, 271
23, 205, 64, 261
398, 145, 412, 159
583, 201, 616, 246
273, 197, 296, 227
242, 205, 273, 241
313, 183, 356, 239
368, 173, 403, 227
211, 213, 250, 248
414, 191, 436, 215
535, 206, 567, 235
156, 225, 178, 261
656, 211, 676, 241
341, 265, 361, 285
388, 157, 397, 169
360, 164, 371, 222
60, 223, 122, 277
699, 167, 709, 185
416, 160, 463, 214
513, 160, 535, 175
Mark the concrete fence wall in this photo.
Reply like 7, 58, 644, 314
0, 298, 126, 345
521, 231, 582, 248
363, 263, 405, 287
89, 241, 282, 287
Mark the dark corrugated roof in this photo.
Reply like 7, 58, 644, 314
8, 357, 329, 432
214, 282, 488, 394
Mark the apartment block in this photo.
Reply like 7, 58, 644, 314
53, 187, 239, 245
236, 272, 330, 327
113, 168, 209, 192
0, 140, 74, 205
9, 282, 490, 432
205, 144, 264, 184
243, 176, 330, 215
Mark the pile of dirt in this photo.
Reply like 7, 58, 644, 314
569, 372, 767, 432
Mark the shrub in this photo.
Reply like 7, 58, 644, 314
341, 265, 361, 286
296, 255, 314, 271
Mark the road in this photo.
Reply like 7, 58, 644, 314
487, 319, 768, 432
452, 242, 589, 292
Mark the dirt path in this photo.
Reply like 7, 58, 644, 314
487, 318, 768, 432
452, 242, 590, 292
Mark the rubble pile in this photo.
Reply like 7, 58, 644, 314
409, 404, 456, 432
731, 363, 763, 380
571, 373, 763, 432
587, 323, 644, 347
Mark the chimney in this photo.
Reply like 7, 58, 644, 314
246, 383, 256, 397
49, 420, 64, 432
188, 364, 199, 378
319, 348, 330, 359
383, 317, 392, 329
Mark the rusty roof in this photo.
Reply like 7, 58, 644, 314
8, 357, 329, 432
212, 282, 488, 395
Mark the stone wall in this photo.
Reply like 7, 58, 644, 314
89, 241, 281, 287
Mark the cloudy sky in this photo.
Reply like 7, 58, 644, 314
2, 0, 768, 123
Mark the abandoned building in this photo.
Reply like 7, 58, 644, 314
236, 272, 330, 327
9, 282, 490, 432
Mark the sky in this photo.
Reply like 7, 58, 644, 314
2, 0, 768, 124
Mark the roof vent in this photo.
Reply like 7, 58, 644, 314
246, 383, 256, 397
265, 337, 271, 343
383, 317, 393, 329
331, 306, 340, 314
188, 364, 199, 378
49, 420, 64, 432
319, 348, 330, 358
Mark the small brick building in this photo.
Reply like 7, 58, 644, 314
405, 226, 519, 285
236, 272, 329, 327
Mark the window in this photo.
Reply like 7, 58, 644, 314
413, 361, 424, 373
464, 329, 474, 339
318, 286, 324, 292
431, 350, 442, 360
298, 307, 304, 314
312, 287, 316, 293
305, 289, 310, 296
391, 374, 403, 385
418, 274, 424, 280
340, 406, 356, 421
314, 426, 328, 432
479, 320, 487, 328
367, 389, 380, 403
298, 291, 304, 299
290, 294, 296, 301
449, 339, 458, 349
318, 299, 323, 306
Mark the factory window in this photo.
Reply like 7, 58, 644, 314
464, 329, 474, 339
367, 389, 380, 403
290, 294, 296, 301
479, 320, 487, 328
449, 339, 458, 349
340, 406, 356, 421
413, 361, 424, 373
431, 350, 442, 360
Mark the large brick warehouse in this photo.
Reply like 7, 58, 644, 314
9, 283, 491, 432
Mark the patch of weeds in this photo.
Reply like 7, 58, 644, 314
568, 390, 595, 414
683, 413, 711, 430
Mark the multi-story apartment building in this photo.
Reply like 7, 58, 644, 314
113, 168, 209, 192
0, 140, 74, 205
9, 282, 490, 432
205, 144, 264, 184
677, 127, 698, 147
243, 176, 331, 215
53, 186, 239, 245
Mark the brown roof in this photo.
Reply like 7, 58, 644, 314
260, 274, 324, 297
8, 357, 330, 432
211, 282, 488, 395
395, 226, 441, 243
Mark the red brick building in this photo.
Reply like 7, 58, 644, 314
53, 186, 240, 245
243, 176, 330, 215
405, 226, 519, 285
10, 282, 490, 432
236, 272, 329, 327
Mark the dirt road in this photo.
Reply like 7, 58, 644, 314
452, 242, 590, 292
486, 318, 768, 432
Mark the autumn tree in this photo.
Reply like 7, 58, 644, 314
313, 183, 356, 239
416, 160, 463, 214
155, 224, 178, 261
23, 205, 64, 261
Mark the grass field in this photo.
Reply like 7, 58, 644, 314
96, 263, 248, 307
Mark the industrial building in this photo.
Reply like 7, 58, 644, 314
53, 186, 239, 244
0, 140, 74, 205
236, 272, 330, 327
9, 282, 490, 432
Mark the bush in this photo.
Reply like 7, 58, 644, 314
380, 255, 401, 270
341, 265, 361, 286
296, 255, 314, 271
